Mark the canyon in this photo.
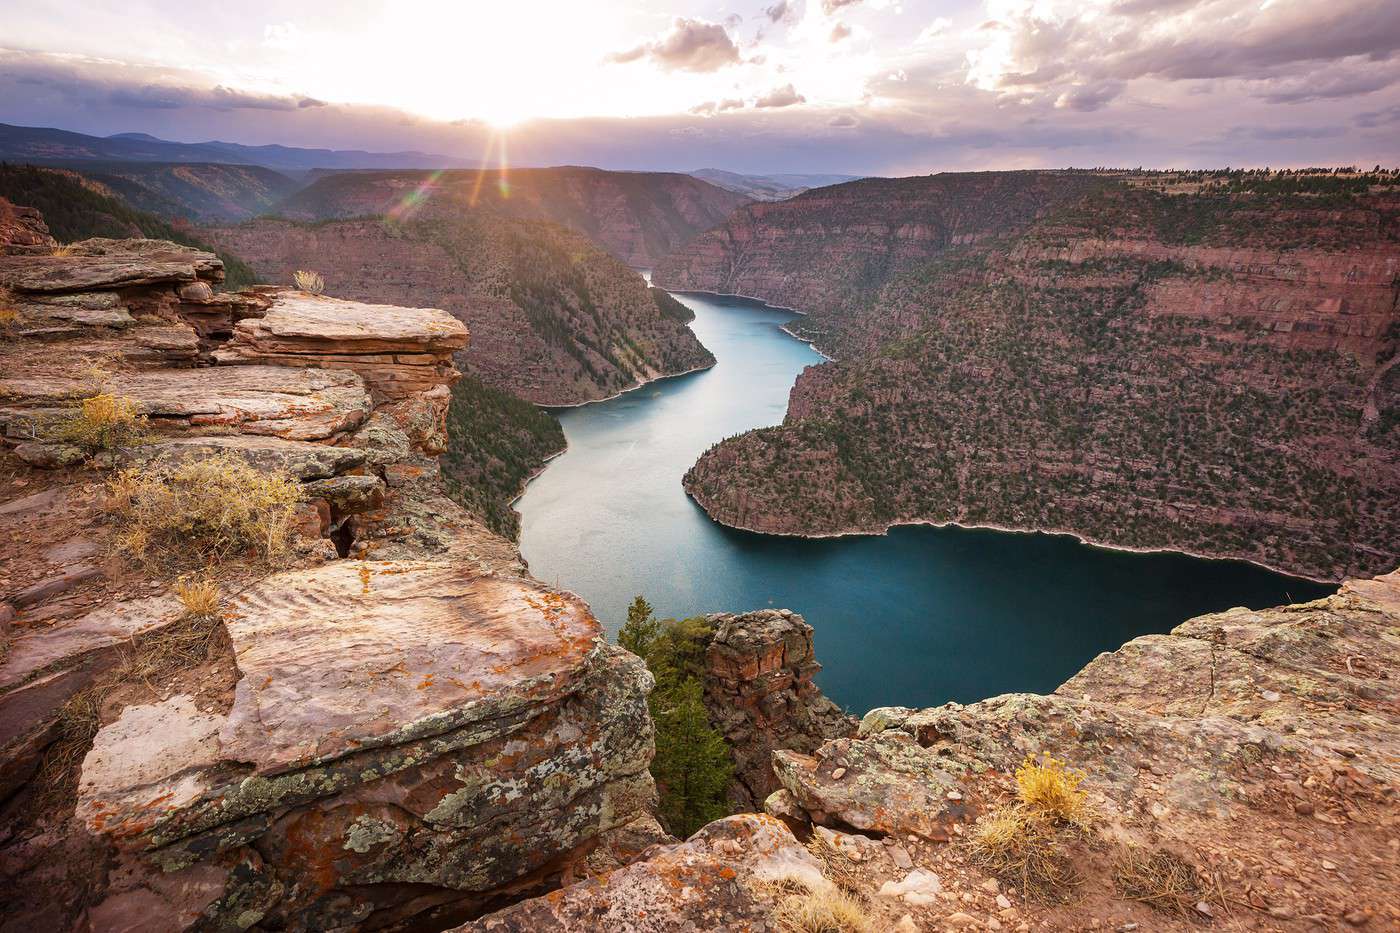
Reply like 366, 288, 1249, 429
0, 197, 1396, 932
664, 171, 1400, 582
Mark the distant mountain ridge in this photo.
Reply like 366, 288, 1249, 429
0, 122, 476, 174
269, 166, 749, 268
689, 168, 862, 201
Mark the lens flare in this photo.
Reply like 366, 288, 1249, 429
386, 169, 444, 223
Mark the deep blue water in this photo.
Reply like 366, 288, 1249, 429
517, 292, 1332, 715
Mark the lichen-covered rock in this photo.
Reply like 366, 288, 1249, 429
0, 233, 663, 933
703, 609, 855, 810
455, 814, 825, 932
69, 561, 658, 930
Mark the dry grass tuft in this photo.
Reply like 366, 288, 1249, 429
119, 610, 230, 688
765, 875, 872, 933
293, 269, 325, 294
805, 833, 867, 903
0, 286, 18, 331
174, 574, 222, 618
33, 689, 101, 810
1113, 846, 1205, 914
105, 453, 301, 566
59, 392, 148, 451
51, 243, 78, 257
1016, 753, 1091, 827
971, 806, 1079, 900
969, 751, 1097, 901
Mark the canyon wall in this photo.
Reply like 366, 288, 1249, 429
675, 174, 1400, 581
0, 237, 662, 930
205, 216, 715, 407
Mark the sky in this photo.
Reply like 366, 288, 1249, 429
1, 0, 1398, 175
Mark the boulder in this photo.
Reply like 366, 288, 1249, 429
74, 560, 659, 930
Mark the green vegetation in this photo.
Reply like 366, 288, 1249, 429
441, 371, 566, 539
0, 163, 258, 288
618, 596, 733, 838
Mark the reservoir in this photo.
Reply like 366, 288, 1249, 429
517, 292, 1333, 715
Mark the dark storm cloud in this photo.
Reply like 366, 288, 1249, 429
606, 18, 741, 73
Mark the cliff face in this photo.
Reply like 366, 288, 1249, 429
680, 175, 1400, 581
652, 171, 1107, 311
702, 610, 855, 811
67, 161, 302, 223
205, 215, 715, 407
271, 167, 750, 269
0, 239, 661, 930
451, 571, 1400, 932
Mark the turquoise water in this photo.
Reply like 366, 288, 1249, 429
517, 292, 1332, 715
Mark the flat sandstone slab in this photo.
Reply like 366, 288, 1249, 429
227, 292, 469, 354
0, 239, 222, 293
219, 560, 602, 771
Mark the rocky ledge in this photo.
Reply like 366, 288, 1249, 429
0, 236, 661, 930
447, 571, 1400, 931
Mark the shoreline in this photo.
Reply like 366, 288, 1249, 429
662, 285, 838, 362
540, 358, 717, 410
683, 487, 1339, 587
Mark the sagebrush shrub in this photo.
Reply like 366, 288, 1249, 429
105, 453, 301, 565
293, 269, 325, 294
60, 392, 147, 450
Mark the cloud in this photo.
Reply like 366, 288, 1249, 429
1254, 64, 1399, 103
755, 83, 807, 108
1054, 81, 1124, 111
1247, 124, 1347, 140
916, 17, 952, 44
765, 1, 797, 25
1356, 103, 1400, 126
606, 17, 740, 73
967, 0, 1400, 110
297, 97, 327, 108
830, 22, 853, 43
829, 113, 860, 127
690, 98, 746, 115
823, 0, 862, 14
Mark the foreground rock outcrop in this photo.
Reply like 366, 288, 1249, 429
703, 610, 855, 810
451, 571, 1400, 932
676, 170, 1400, 581
0, 237, 661, 930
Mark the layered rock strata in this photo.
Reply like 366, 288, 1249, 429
676, 173, 1400, 580
702, 610, 855, 810
204, 215, 715, 407
0, 237, 660, 931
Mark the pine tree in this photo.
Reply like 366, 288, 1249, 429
650, 677, 734, 838
616, 595, 733, 838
